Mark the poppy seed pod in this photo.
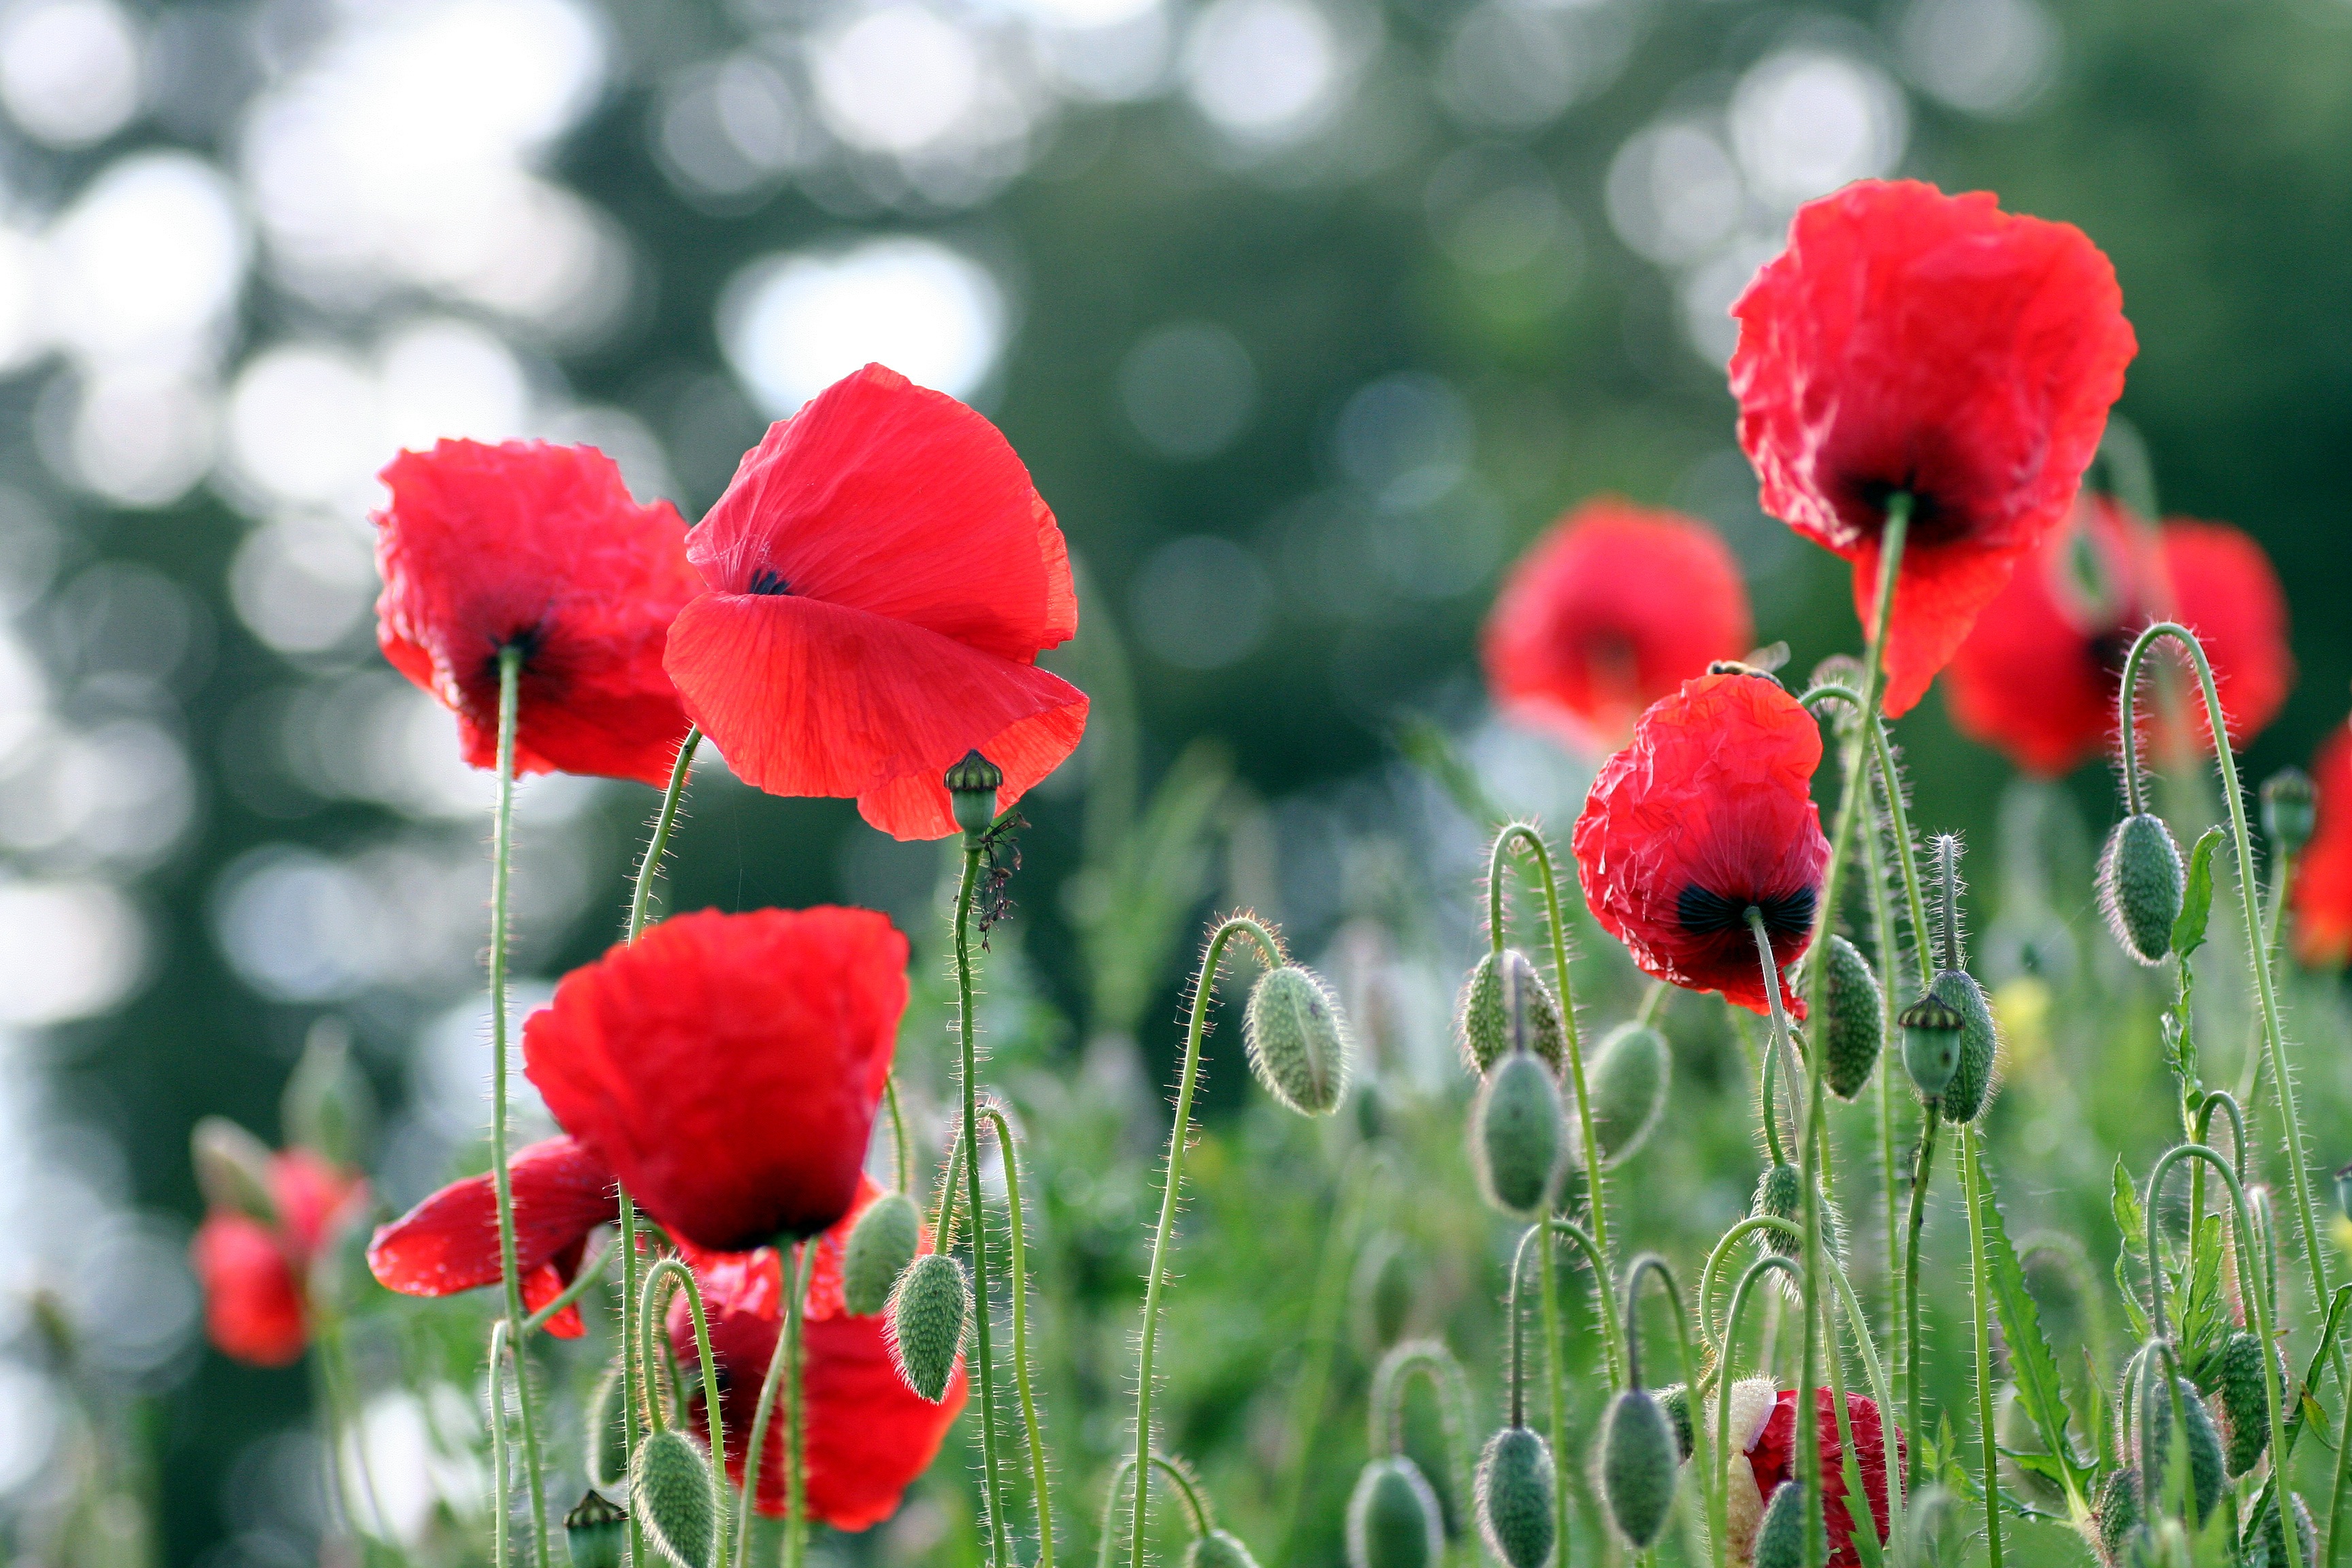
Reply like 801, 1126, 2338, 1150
1753, 1480, 1806, 1568
565, 1489, 628, 1568
1346, 1456, 1444, 1568
632, 1427, 719, 1568
1476, 1426, 1556, 1568
1897, 992, 1963, 1103
2247, 1490, 2317, 1568
1475, 1051, 1567, 1217
2100, 813, 2185, 966
2091, 1466, 2141, 1568
1458, 948, 1565, 1077
2200, 1330, 2279, 1478
1245, 965, 1352, 1116
2125, 1347, 2224, 1526
1186, 1531, 1262, 1568
2263, 768, 2317, 854
841, 1190, 921, 1317
586, 1361, 630, 1491
1600, 1388, 1679, 1548
1819, 936, 1883, 1100
887, 1252, 970, 1403
1579, 1022, 1670, 1168
1929, 969, 1999, 1125
945, 749, 1005, 840
1655, 1384, 1695, 1464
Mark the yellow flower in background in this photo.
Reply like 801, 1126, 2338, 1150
1993, 977, 2054, 1077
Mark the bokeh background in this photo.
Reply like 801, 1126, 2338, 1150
1, 0, 2349, 1559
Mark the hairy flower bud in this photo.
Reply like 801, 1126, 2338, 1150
1898, 992, 1963, 1103
1930, 969, 2000, 1125
1352, 1236, 1418, 1351
565, 1489, 628, 1568
1654, 1384, 1694, 1464
1475, 1051, 1567, 1217
1347, 1456, 1444, 1568
1475, 1426, 1556, 1568
2246, 1490, 2317, 1568
1754, 1480, 1805, 1568
842, 1191, 921, 1317
1186, 1531, 1262, 1568
945, 749, 1004, 841
1819, 936, 1884, 1100
586, 1361, 630, 1491
1246, 965, 1351, 1116
2262, 768, 2317, 855
887, 1252, 970, 1403
632, 1428, 719, 1568
1752, 1163, 1803, 1258
1599, 1388, 1678, 1548
1578, 1022, 1669, 1168
2100, 813, 2185, 966
1458, 949, 1565, 1077
2126, 1346, 2223, 1526
2091, 1467, 2140, 1568
2200, 1329, 2278, 1479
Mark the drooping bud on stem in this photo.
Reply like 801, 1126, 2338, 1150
2125, 1342, 2223, 1527
1475, 1052, 1566, 1218
1578, 1022, 1669, 1167
1475, 1426, 1556, 1568
631, 1427, 719, 1568
1246, 964, 1352, 1115
2261, 768, 2317, 854
1458, 949, 1565, 1077
1186, 1531, 1262, 1568
1347, 1457, 1444, 1568
2336, 1161, 2352, 1224
945, 749, 1004, 843
1753, 1480, 1805, 1568
1818, 935, 1883, 1100
842, 1190, 921, 1316
2202, 1328, 2280, 1479
887, 1252, 970, 1403
2100, 812, 2185, 966
1599, 1389, 1676, 1548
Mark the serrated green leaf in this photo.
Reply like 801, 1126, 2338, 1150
2117, 1251, 2153, 1343
1977, 1145, 2095, 1512
2114, 1158, 2146, 1251
2173, 826, 2225, 960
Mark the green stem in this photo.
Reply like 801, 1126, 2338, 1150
1636, 979, 1668, 1026
1275, 1151, 1382, 1562
519, 1237, 615, 1336
956, 845, 1015, 1568
1696, 1215, 1898, 1457
1865, 812, 1905, 1374
1716, 1254, 1805, 1560
1542, 1214, 1627, 1374
2242, 845, 2295, 1123
627, 728, 702, 938
489, 1318, 512, 1568
1100, 1456, 1214, 1568
1902, 1113, 1938, 1492
983, 1105, 1056, 1568
642, 1258, 731, 1555
2328, 1367, 2352, 1567
734, 1243, 816, 1568
887, 1075, 913, 1196
1622, 1258, 1712, 1557
2121, 624, 2328, 1349
1960, 1127, 2003, 1568
1533, 1221, 1571, 1561
1131, 915, 1285, 1568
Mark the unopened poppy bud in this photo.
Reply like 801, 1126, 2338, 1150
1599, 1388, 1678, 1548
887, 1252, 970, 1403
1578, 1022, 1669, 1168
1819, 936, 1883, 1100
2100, 813, 2184, 966
1475, 1426, 1556, 1568
191, 1117, 277, 1222
2262, 768, 2317, 854
2126, 1345, 2223, 1526
2091, 1467, 2141, 1568
1898, 992, 1963, 1102
1753, 1480, 1805, 1568
1352, 1236, 1417, 1350
1346, 1457, 1443, 1568
1654, 1384, 1694, 1463
1186, 1531, 1262, 1568
283, 1024, 376, 1169
2247, 1490, 2318, 1568
1475, 1052, 1566, 1217
586, 1361, 630, 1490
2202, 1329, 2278, 1478
1752, 1163, 1803, 1258
842, 1191, 921, 1317
1457, 949, 1565, 1077
1245, 965, 1351, 1116
632, 1428, 719, 1568
565, 1489, 628, 1568
1929, 969, 1999, 1125
945, 749, 1003, 841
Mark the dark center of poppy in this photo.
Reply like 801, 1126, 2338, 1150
1676, 883, 1816, 940
486, 624, 541, 680
747, 568, 792, 595
1852, 478, 1953, 545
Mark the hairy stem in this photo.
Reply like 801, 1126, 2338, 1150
955, 845, 1014, 1568
736, 1243, 816, 1568
1902, 1114, 1938, 1492
983, 1105, 1056, 1568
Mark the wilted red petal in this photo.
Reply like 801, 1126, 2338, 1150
1730, 180, 2137, 717
374, 440, 700, 787
2294, 723, 2352, 968
192, 1211, 308, 1367
1740, 1389, 1904, 1568
367, 1137, 617, 1330
1571, 671, 1830, 1016
523, 909, 907, 1253
1483, 498, 1753, 753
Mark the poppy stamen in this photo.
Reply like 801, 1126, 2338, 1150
747, 568, 793, 595
1677, 885, 1816, 940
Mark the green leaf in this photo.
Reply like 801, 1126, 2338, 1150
2172, 826, 2225, 961
2113, 1158, 2146, 1251
2116, 1250, 2153, 1343
1977, 1147, 2095, 1512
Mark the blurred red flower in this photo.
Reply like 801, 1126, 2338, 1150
1571, 670, 1830, 1017
191, 1149, 365, 1367
523, 907, 908, 1253
2294, 722, 2352, 968
674, 1180, 965, 1529
374, 440, 700, 787
1944, 497, 2293, 776
1729, 180, 2137, 718
365, 1136, 621, 1338
1722, 1381, 1903, 1568
663, 363, 1088, 840
1483, 499, 1754, 753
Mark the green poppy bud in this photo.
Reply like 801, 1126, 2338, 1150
2092, 1467, 2141, 1568
841, 1192, 921, 1317
282, 1023, 376, 1168
2262, 768, 2317, 855
1457, 949, 1565, 1077
1754, 1480, 1806, 1568
887, 1252, 970, 1403
1579, 1022, 1669, 1168
945, 749, 1003, 841
2245, 1490, 2317, 1568
1654, 1384, 1694, 1464
1346, 1456, 1443, 1568
1245, 965, 1352, 1116
1929, 969, 1999, 1125
1819, 936, 1883, 1100
585, 1361, 630, 1492
2198, 1329, 2278, 1479
1186, 1531, 1262, 1568
1474, 1051, 1566, 1218
191, 1116, 277, 1223
1475, 1426, 1555, 1568
1599, 1388, 1678, 1549
1898, 992, 1963, 1104
2126, 1346, 2223, 1526
632, 1428, 719, 1568
565, 1490, 628, 1568
2100, 813, 2184, 966
1752, 1163, 1803, 1257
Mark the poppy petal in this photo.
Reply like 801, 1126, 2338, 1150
2294, 723, 2352, 969
192, 1211, 308, 1367
521, 1262, 587, 1338
1854, 532, 2029, 720
367, 1136, 618, 1303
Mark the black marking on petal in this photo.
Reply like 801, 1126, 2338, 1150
1677, 883, 1817, 939
747, 569, 792, 595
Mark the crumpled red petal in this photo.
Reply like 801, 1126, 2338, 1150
2294, 722, 2352, 969
1740, 1389, 1904, 1568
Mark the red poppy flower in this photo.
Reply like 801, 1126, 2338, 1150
523, 906, 908, 1254
1572, 671, 1831, 1017
674, 1183, 965, 1529
191, 1149, 365, 1367
1729, 180, 2138, 718
673, 1171, 889, 1323
365, 1136, 621, 1338
1483, 499, 1754, 753
2293, 722, 2352, 968
1720, 1381, 1903, 1568
374, 440, 700, 788
662, 363, 1089, 841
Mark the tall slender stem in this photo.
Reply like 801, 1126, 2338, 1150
783, 1242, 813, 1568
2240, 846, 2296, 1122
1961, 1128, 2003, 1568
485, 647, 549, 1565
1533, 1221, 1571, 1561
489, 1318, 513, 1568
1902, 1114, 1938, 1491
955, 845, 1014, 1568
1864, 808, 1904, 1367
983, 1105, 1056, 1568
641, 1258, 730, 1554
1130, 915, 1284, 1568
736, 1243, 816, 1568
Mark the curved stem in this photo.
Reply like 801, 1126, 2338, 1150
641, 1257, 731, 1551
1541, 1214, 1627, 1374
1750, 911, 1802, 1163
1716, 1254, 1805, 1558
1623, 1256, 1715, 1557
955, 846, 1014, 1568
1130, 914, 1284, 1568
1100, 1456, 1214, 1568
2121, 624, 2328, 1348
627, 728, 702, 938
1637, 979, 1668, 1027
735, 1243, 816, 1568
887, 1076, 912, 1196
1797, 685, 1931, 996
2242, 847, 2296, 1121
983, 1105, 1056, 1568
1532, 1221, 1571, 1561
1697, 1217, 1896, 1433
